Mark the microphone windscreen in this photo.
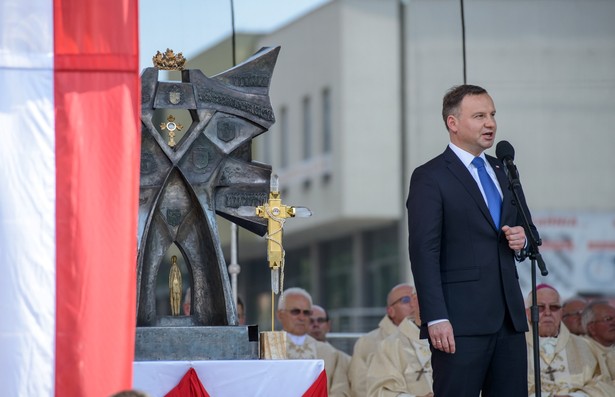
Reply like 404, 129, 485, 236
496, 140, 515, 161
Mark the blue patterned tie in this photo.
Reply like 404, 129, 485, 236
472, 157, 501, 228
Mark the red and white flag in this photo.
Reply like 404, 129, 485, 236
0, 0, 140, 396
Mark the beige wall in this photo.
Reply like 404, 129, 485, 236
181, 0, 615, 314
257, 0, 615, 235
255, 0, 402, 240
404, 0, 615, 211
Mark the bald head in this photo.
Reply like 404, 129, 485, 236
386, 283, 419, 326
387, 283, 415, 306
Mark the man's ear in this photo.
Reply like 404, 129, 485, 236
276, 309, 284, 322
446, 115, 458, 133
386, 305, 394, 318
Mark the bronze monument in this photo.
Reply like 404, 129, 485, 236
135, 47, 280, 360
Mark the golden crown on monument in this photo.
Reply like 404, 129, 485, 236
152, 49, 186, 70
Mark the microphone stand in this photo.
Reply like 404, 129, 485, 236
505, 164, 548, 397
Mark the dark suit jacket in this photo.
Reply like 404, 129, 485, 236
407, 146, 536, 339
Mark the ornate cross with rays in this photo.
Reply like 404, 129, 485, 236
256, 175, 311, 331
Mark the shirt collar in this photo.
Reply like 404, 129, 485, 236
287, 333, 307, 346
448, 142, 487, 169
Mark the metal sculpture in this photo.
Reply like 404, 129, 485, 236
136, 47, 279, 334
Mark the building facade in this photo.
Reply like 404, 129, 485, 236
174, 0, 615, 332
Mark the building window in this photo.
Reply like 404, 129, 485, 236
321, 237, 353, 312
364, 224, 400, 306
322, 88, 332, 154
302, 96, 311, 160
280, 106, 288, 168
283, 247, 312, 292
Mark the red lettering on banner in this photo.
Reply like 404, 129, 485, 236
540, 240, 574, 250
587, 241, 615, 250
534, 217, 577, 227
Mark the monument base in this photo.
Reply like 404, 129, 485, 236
135, 325, 259, 361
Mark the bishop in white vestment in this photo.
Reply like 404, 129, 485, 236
526, 284, 615, 397
278, 288, 350, 397
349, 284, 419, 397
582, 300, 615, 381
287, 333, 350, 397
366, 318, 432, 397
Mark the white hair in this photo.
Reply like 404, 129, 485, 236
278, 287, 312, 310
581, 300, 610, 331
525, 285, 560, 308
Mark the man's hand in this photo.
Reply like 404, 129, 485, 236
428, 321, 455, 354
502, 225, 526, 252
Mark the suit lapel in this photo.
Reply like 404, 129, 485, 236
443, 147, 497, 230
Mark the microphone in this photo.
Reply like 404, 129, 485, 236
495, 140, 547, 275
496, 140, 519, 181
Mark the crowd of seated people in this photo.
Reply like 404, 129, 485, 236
275, 283, 615, 397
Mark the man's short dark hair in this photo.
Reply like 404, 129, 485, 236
442, 84, 488, 129
109, 390, 149, 397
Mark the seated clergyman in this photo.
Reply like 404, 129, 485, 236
582, 300, 615, 380
366, 290, 433, 397
277, 287, 350, 397
349, 283, 417, 397
525, 284, 615, 397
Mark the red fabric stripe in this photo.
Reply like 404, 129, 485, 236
302, 370, 328, 397
54, 0, 140, 396
54, 54, 139, 72
164, 368, 211, 397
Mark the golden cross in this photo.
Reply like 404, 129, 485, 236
159, 114, 183, 147
255, 175, 311, 331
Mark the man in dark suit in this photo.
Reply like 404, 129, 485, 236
407, 84, 536, 397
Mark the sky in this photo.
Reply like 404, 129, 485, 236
139, 0, 330, 71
